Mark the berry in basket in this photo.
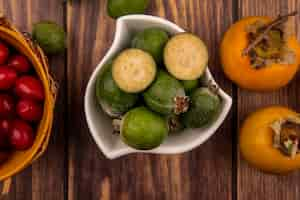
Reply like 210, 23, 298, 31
0, 41, 45, 162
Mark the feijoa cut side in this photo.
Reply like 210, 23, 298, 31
182, 87, 221, 128
143, 70, 189, 115
112, 49, 156, 93
164, 33, 208, 80
120, 107, 168, 150
96, 63, 138, 117
131, 28, 169, 63
107, 0, 149, 19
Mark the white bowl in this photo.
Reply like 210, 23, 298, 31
84, 15, 232, 159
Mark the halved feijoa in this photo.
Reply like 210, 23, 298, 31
112, 49, 156, 93
96, 63, 138, 117
143, 70, 189, 115
164, 33, 208, 80
131, 28, 169, 63
107, 0, 149, 19
119, 107, 168, 150
182, 87, 221, 128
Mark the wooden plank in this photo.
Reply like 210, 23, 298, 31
67, 0, 233, 199
237, 0, 300, 200
0, 1, 66, 200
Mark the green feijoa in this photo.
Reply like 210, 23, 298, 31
182, 79, 199, 93
143, 70, 189, 115
119, 107, 168, 150
95, 63, 138, 117
32, 21, 66, 54
107, 0, 149, 19
131, 28, 169, 63
182, 87, 221, 128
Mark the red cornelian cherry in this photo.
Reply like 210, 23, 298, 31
15, 76, 45, 101
9, 119, 34, 150
0, 43, 9, 65
8, 55, 31, 73
17, 99, 43, 122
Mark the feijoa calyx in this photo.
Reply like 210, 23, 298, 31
95, 63, 138, 117
164, 33, 208, 80
131, 28, 169, 63
143, 70, 189, 115
112, 49, 156, 93
107, 0, 149, 19
182, 87, 221, 128
166, 114, 184, 133
115, 107, 168, 150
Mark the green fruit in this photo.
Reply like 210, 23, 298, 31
143, 70, 189, 115
164, 33, 208, 80
112, 49, 157, 93
182, 79, 199, 93
32, 21, 66, 54
131, 28, 169, 63
182, 87, 221, 128
120, 107, 168, 150
107, 0, 149, 19
96, 63, 138, 117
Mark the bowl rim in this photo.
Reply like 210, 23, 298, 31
84, 14, 232, 159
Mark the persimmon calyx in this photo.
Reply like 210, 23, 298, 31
270, 115, 300, 158
243, 12, 298, 68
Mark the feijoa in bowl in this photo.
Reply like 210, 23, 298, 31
84, 15, 232, 159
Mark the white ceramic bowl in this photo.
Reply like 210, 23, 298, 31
84, 15, 232, 159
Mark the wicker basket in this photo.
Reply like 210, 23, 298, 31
0, 15, 57, 194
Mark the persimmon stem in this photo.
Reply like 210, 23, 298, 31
242, 11, 298, 56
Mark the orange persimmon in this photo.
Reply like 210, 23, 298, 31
240, 106, 300, 174
220, 16, 300, 91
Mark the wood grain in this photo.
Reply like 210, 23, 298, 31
2, 0, 300, 199
237, 1, 300, 200
67, 0, 233, 200
0, 1, 66, 200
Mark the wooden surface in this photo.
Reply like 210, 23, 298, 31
0, 0, 299, 199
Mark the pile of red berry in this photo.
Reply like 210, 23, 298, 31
0, 41, 45, 163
